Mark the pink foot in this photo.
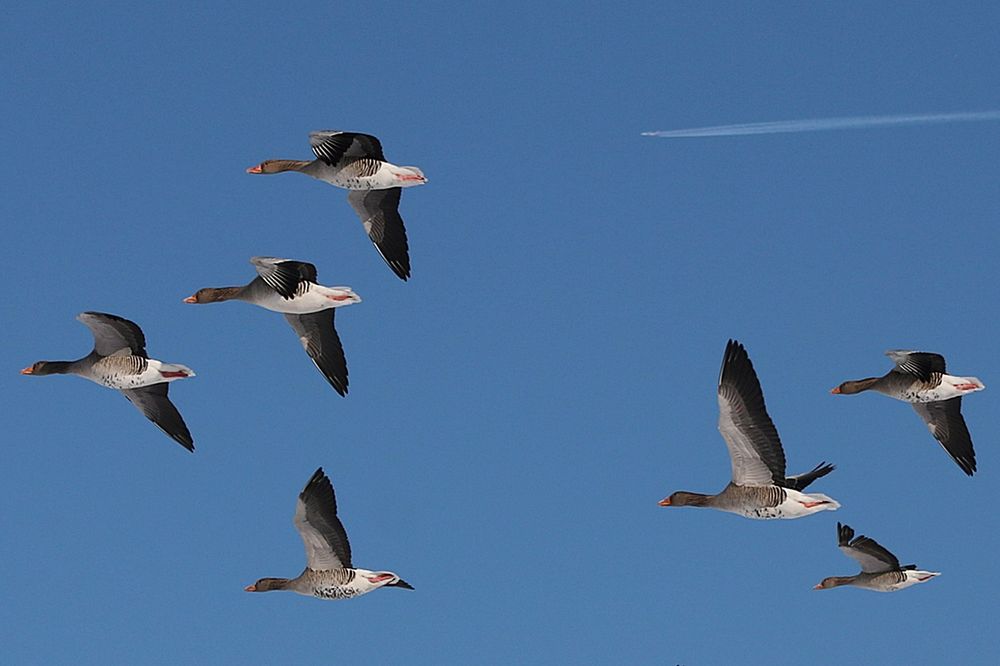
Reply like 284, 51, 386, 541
327, 294, 353, 301
159, 370, 189, 378
800, 500, 829, 508
953, 383, 980, 391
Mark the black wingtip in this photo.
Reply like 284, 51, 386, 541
837, 522, 854, 546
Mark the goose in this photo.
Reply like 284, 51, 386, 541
245, 467, 413, 600
814, 523, 939, 592
831, 350, 983, 475
20, 312, 195, 451
184, 257, 360, 396
247, 131, 426, 281
659, 339, 839, 519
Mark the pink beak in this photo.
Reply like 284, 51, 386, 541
246, 164, 263, 174
183, 296, 197, 303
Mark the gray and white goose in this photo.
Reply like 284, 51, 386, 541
185, 257, 360, 396
20, 312, 195, 451
659, 339, 839, 519
814, 523, 939, 592
245, 467, 413, 600
831, 350, 984, 476
247, 131, 426, 281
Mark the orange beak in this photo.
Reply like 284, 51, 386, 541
20, 366, 34, 375
246, 164, 263, 174
812, 584, 823, 590
830, 387, 841, 394
183, 296, 197, 303
658, 497, 672, 507
244, 584, 256, 592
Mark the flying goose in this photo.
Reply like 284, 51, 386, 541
184, 257, 359, 397
831, 350, 983, 475
814, 523, 939, 592
659, 339, 839, 519
245, 467, 413, 600
247, 131, 426, 281
20, 312, 195, 451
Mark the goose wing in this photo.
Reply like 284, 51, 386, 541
885, 350, 946, 382
120, 383, 193, 451
293, 467, 352, 570
250, 256, 318, 299
912, 398, 977, 476
283, 311, 348, 396
716, 340, 786, 486
837, 523, 900, 573
78, 312, 148, 357
309, 131, 385, 166
347, 188, 411, 281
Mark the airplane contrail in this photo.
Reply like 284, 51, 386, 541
642, 111, 1000, 138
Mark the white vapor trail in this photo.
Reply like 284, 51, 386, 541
642, 111, 1000, 138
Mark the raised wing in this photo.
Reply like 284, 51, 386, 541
912, 398, 977, 476
309, 131, 385, 166
347, 188, 411, 281
120, 383, 194, 451
716, 339, 786, 486
837, 523, 900, 573
293, 467, 352, 570
78, 312, 148, 357
250, 256, 318, 299
885, 350, 946, 382
283, 311, 349, 396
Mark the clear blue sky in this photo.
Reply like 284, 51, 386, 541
4, 3, 999, 664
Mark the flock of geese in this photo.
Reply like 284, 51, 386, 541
659, 338, 982, 591
21, 131, 423, 601
19, 129, 985, 597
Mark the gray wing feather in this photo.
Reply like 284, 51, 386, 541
838, 523, 900, 573
886, 350, 947, 381
309, 131, 385, 165
347, 188, 411, 281
78, 312, 148, 358
717, 340, 786, 486
250, 256, 319, 299
912, 399, 977, 475
293, 468, 352, 570
283, 311, 349, 396
120, 384, 194, 451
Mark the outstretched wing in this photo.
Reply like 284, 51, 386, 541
837, 522, 900, 573
347, 188, 411, 281
309, 131, 385, 165
78, 312, 148, 357
716, 340, 786, 486
120, 384, 194, 451
885, 350, 946, 382
912, 398, 977, 476
250, 256, 318, 299
283, 311, 349, 396
293, 467, 352, 570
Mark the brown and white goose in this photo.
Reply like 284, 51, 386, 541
247, 131, 426, 281
245, 467, 413, 600
659, 339, 839, 519
184, 257, 360, 396
814, 523, 939, 592
831, 350, 984, 475
20, 312, 195, 451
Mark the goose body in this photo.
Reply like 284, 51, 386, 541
20, 312, 195, 451
659, 339, 839, 520
832, 350, 983, 475
815, 523, 939, 592
185, 257, 359, 396
245, 468, 413, 601
247, 131, 426, 281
